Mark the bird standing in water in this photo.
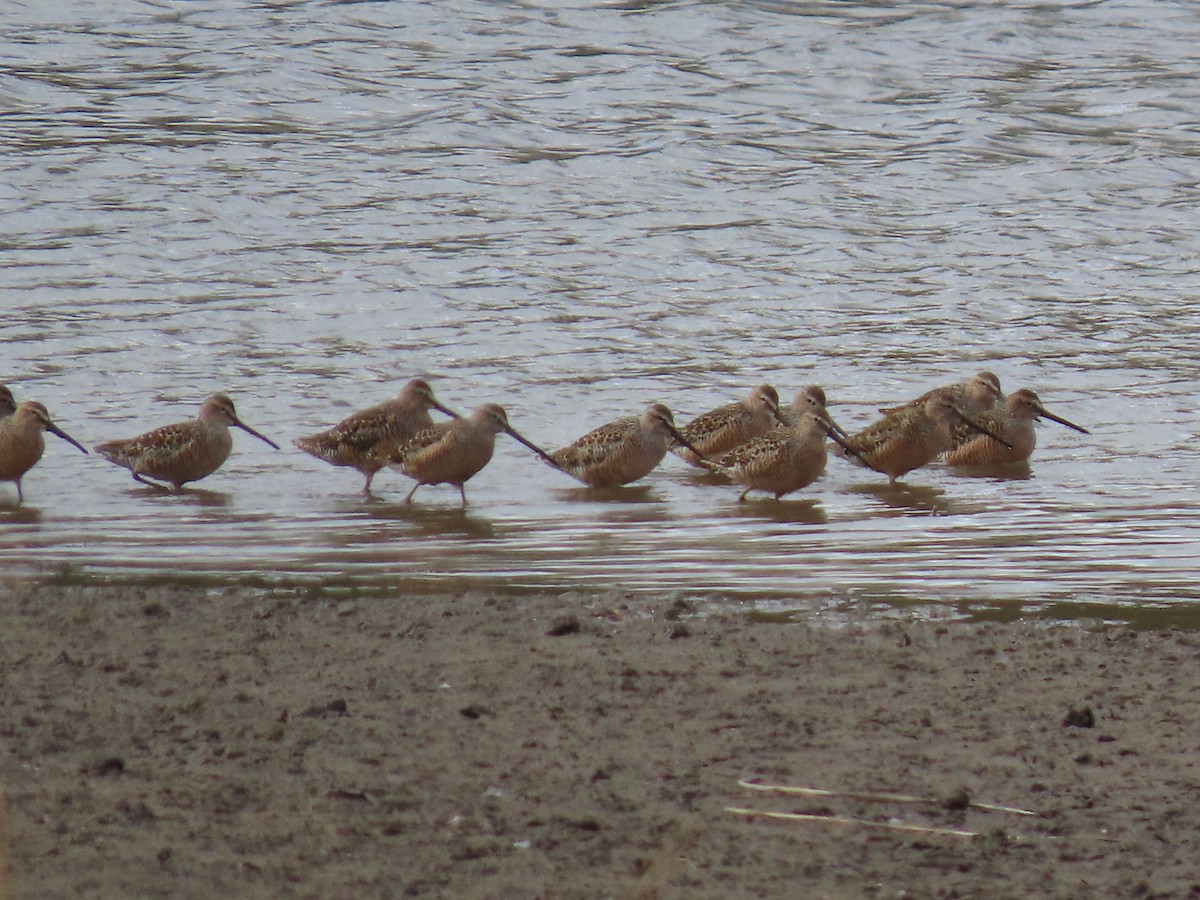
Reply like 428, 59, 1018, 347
294, 378, 459, 495
383, 403, 559, 507
550, 403, 706, 488
944, 388, 1089, 466
672, 384, 784, 467
95, 393, 279, 490
840, 396, 1013, 484
0, 401, 88, 504
702, 408, 867, 501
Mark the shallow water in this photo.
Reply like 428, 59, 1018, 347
2, 0, 1198, 615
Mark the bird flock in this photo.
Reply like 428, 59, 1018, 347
0, 372, 1089, 508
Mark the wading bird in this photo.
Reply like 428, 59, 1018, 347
294, 378, 459, 495
550, 403, 706, 488
95, 393, 279, 491
0, 401, 87, 504
944, 388, 1089, 466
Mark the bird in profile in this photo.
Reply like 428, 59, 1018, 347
94, 393, 279, 491
780, 385, 852, 438
0, 401, 88, 504
0, 385, 16, 419
672, 384, 784, 467
883, 371, 1004, 419
702, 408, 868, 501
840, 395, 1013, 484
944, 388, 1089, 466
294, 378, 459, 495
549, 403, 707, 488
382, 403, 558, 507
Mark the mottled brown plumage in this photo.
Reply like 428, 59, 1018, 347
841, 396, 1013, 484
944, 388, 1089, 467
550, 403, 704, 488
0, 401, 87, 504
673, 384, 783, 467
385, 403, 557, 506
883, 371, 1004, 419
703, 409, 850, 501
294, 378, 459, 494
95, 393, 279, 490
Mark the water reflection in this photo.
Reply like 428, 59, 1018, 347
553, 484, 663, 505
360, 504, 500, 542
142, 487, 235, 508
0, 505, 44, 526
946, 462, 1035, 482
715, 498, 829, 527
849, 483, 962, 517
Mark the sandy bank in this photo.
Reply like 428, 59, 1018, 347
1, 581, 1198, 898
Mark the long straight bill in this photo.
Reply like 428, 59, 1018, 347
954, 408, 1014, 450
48, 422, 88, 454
506, 426, 563, 470
235, 420, 281, 451
822, 419, 884, 474
664, 421, 708, 462
1036, 405, 1090, 434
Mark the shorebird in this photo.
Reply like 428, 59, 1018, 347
294, 378, 459, 495
840, 395, 1013, 484
0, 401, 88, 504
944, 388, 1089, 466
383, 403, 557, 506
883, 371, 1004, 419
94, 393, 279, 490
702, 409, 865, 501
672, 384, 784, 467
549, 403, 706, 488
0, 385, 16, 419
780, 385, 852, 438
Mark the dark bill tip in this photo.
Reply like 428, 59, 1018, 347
49, 424, 89, 455
237, 421, 281, 450
1039, 407, 1090, 434
507, 426, 563, 470
665, 422, 708, 462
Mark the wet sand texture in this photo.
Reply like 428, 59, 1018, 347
2, 581, 1199, 898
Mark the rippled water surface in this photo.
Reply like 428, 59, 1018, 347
2, 0, 1198, 615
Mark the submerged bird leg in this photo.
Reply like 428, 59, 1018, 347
458, 485, 469, 508
132, 472, 173, 491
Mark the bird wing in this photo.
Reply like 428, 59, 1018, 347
550, 417, 638, 470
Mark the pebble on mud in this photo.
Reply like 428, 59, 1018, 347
545, 615, 581, 636
1063, 706, 1095, 728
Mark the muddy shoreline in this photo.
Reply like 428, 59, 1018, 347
2, 580, 1198, 898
